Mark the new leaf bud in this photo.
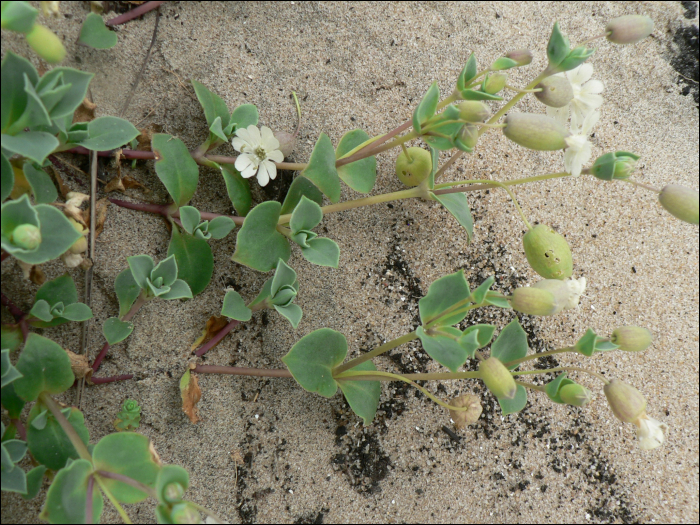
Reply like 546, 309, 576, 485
449, 394, 482, 429
606, 15, 654, 45
535, 76, 574, 108
25, 23, 66, 64
479, 357, 517, 400
457, 101, 491, 122
604, 379, 647, 424
505, 49, 533, 67
10, 224, 41, 250
394, 147, 432, 187
503, 113, 570, 151
611, 326, 652, 352
482, 72, 508, 95
522, 224, 573, 280
559, 383, 592, 407
454, 124, 479, 152
658, 184, 699, 225
589, 151, 640, 181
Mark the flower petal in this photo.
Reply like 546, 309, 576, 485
231, 136, 247, 152
256, 162, 270, 186
568, 63, 593, 86
267, 149, 284, 163
234, 127, 253, 146
246, 125, 262, 146
235, 153, 253, 172
635, 415, 668, 450
262, 160, 277, 181
546, 105, 569, 127
581, 79, 605, 95
260, 126, 280, 151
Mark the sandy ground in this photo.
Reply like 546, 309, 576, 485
2, 1, 699, 523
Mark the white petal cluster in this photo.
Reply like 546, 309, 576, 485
546, 64, 604, 126
562, 276, 587, 310
634, 413, 669, 450
232, 125, 284, 187
563, 110, 600, 177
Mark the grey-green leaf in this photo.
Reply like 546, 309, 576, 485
221, 290, 252, 321
336, 129, 377, 193
78, 12, 118, 49
220, 163, 252, 216
115, 267, 141, 318
23, 162, 57, 204
128, 254, 155, 290
207, 216, 235, 239
416, 326, 468, 372
232, 201, 291, 272
337, 360, 380, 425
274, 304, 303, 329
1, 132, 58, 165
280, 176, 324, 216
1, 152, 13, 201
103, 317, 134, 345
290, 195, 323, 233
490, 319, 529, 370
179, 206, 201, 235
78, 116, 139, 151
300, 237, 340, 268
159, 279, 193, 300
152, 134, 199, 206
432, 192, 474, 243
302, 133, 341, 203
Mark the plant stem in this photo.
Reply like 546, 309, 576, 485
38, 392, 92, 461
515, 379, 547, 393
194, 319, 241, 357
94, 475, 133, 524
92, 293, 148, 372
1, 291, 26, 321
86, 475, 94, 525
511, 366, 609, 384
106, 1, 165, 26
90, 374, 134, 384
96, 471, 158, 499
433, 171, 571, 190
10, 418, 27, 441
504, 346, 575, 368
334, 332, 418, 375
620, 178, 661, 193
194, 365, 293, 378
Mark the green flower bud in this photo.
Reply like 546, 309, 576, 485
505, 49, 533, 67
454, 124, 479, 152
611, 326, 652, 352
658, 184, 699, 225
395, 147, 432, 187
559, 383, 592, 407
510, 287, 559, 316
522, 224, 573, 280
604, 379, 647, 424
273, 130, 296, 158
169, 502, 201, 524
478, 357, 517, 400
449, 394, 482, 429
503, 113, 570, 151
606, 15, 654, 45
25, 23, 66, 64
589, 151, 640, 181
534, 76, 574, 108
10, 224, 41, 250
457, 101, 491, 122
482, 72, 508, 95
163, 482, 186, 503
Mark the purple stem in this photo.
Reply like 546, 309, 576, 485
194, 364, 293, 378
1, 292, 26, 321
10, 418, 27, 441
108, 197, 169, 216
91, 341, 111, 372
65, 146, 156, 160
95, 470, 156, 498
106, 1, 166, 26
90, 374, 134, 384
86, 475, 94, 525
195, 319, 241, 357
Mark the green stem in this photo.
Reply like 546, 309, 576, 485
482, 71, 551, 136
368, 130, 419, 156
38, 393, 92, 461
423, 301, 483, 329
434, 171, 571, 190
619, 178, 661, 193
400, 142, 412, 161
94, 475, 132, 524
505, 84, 542, 94
515, 379, 547, 393
334, 332, 418, 374
504, 347, 576, 368
95, 471, 158, 499
511, 366, 609, 384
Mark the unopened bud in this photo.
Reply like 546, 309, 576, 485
457, 101, 491, 122
482, 72, 508, 95
604, 379, 647, 424
510, 287, 559, 316
449, 394, 482, 429
522, 224, 573, 280
606, 15, 654, 45
10, 224, 42, 250
394, 147, 432, 187
479, 357, 517, 400
589, 151, 640, 181
611, 326, 652, 352
658, 184, 699, 225
505, 49, 533, 67
503, 113, 569, 151
273, 130, 296, 158
454, 124, 479, 152
535, 76, 574, 108
163, 482, 186, 503
169, 502, 201, 524
559, 383, 592, 407
25, 24, 66, 64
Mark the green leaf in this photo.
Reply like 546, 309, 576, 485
27, 404, 89, 471
1, 349, 23, 388
128, 254, 155, 290
484, 291, 510, 309
469, 276, 495, 304
36, 68, 93, 120
412, 82, 439, 134
78, 116, 139, 151
7, 74, 52, 134
459, 89, 503, 101
1, 52, 39, 133
574, 328, 597, 357
0, 1, 38, 33
290, 195, 323, 233
232, 201, 291, 272
280, 176, 324, 216
490, 57, 520, 71
220, 163, 251, 216
270, 258, 297, 295
1, 152, 13, 201
29, 299, 53, 322
23, 162, 57, 204
115, 267, 141, 318
431, 192, 473, 242
167, 227, 213, 296
547, 22, 570, 67
221, 290, 251, 321
159, 279, 193, 300
490, 319, 529, 370
416, 326, 467, 372
1, 132, 58, 164
456, 53, 477, 91
1, 464, 27, 493
22, 464, 46, 500
427, 145, 438, 190
156, 465, 189, 505
1, 382, 26, 419
337, 360, 380, 425
282, 328, 347, 398
544, 372, 574, 404
78, 12, 118, 49
207, 216, 235, 239
302, 133, 341, 203
14, 333, 74, 401
36, 272, 77, 306
3, 439, 27, 464
229, 104, 258, 132
93, 433, 161, 504
462, 324, 496, 348
178, 206, 201, 235
15, 204, 80, 265
0, 193, 39, 256
152, 134, 199, 206
151, 254, 179, 288
103, 318, 134, 345
208, 116, 226, 142
418, 270, 471, 327
191, 80, 230, 130
559, 46, 595, 72
497, 384, 527, 415
40, 459, 103, 524
274, 303, 303, 329
249, 277, 273, 309
300, 237, 340, 268
457, 329, 480, 359
59, 303, 92, 322
335, 129, 377, 193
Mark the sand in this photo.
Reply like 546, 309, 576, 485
2, 2, 698, 523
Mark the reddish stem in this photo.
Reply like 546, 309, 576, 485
92, 295, 147, 372
86, 475, 94, 525
90, 374, 134, 384
10, 418, 27, 441
1, 250, 9, 262
195, 319, 241, 357
109, 197, 170, 216
1, 292, 26, 321
91, 341, 111, 372
106, 1, 166, 26
64, 146, 156, 160
194, 364, 293, 378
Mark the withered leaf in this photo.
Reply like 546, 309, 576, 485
65, 349, 93, 381
190, 315, 229, 352
29, 265, 46, 286
180, 367, 202, 424
82, 198, 110, 239
73, 98, 97, 124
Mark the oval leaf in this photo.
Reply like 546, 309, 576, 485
232, 201, 291, 272
490, 319, 529, 370
302, 133, 340, 203
431, 192, 474, 243
1, 132, 58, 165
336, 129, 377, 193
103, 317, 134, 345
279, 176, 324, 216
167, 227, 213, 296
416, 326, 468, 372
221, 290, 252, 321
40, 459, 103, 524
152, 134, 199, 206
78, 116, 139, 151
412, 82, 439, 134
418, 270, 470, 327
14, 333, 74, 401
27, 404, 89, 471
337, 360, 381, 425
498, 384, 528, 415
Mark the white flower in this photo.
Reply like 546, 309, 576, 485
634, 413, 668, 450
562, 276, 586, 309
232, 125, 284, 187
546, 64, 604, 126
563, 110, 600, 177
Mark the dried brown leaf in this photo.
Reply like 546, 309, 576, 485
65, 349, 93, 381
29, 265, 46, 286
190, 315, 229, 351
48, 164, 72, 198
72, 98, 97, 124
180, 368, 202, 424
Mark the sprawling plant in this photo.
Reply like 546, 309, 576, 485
1, 5, 697, 524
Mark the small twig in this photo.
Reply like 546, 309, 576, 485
105, 1, 166, 27
119, 7, 161, 117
